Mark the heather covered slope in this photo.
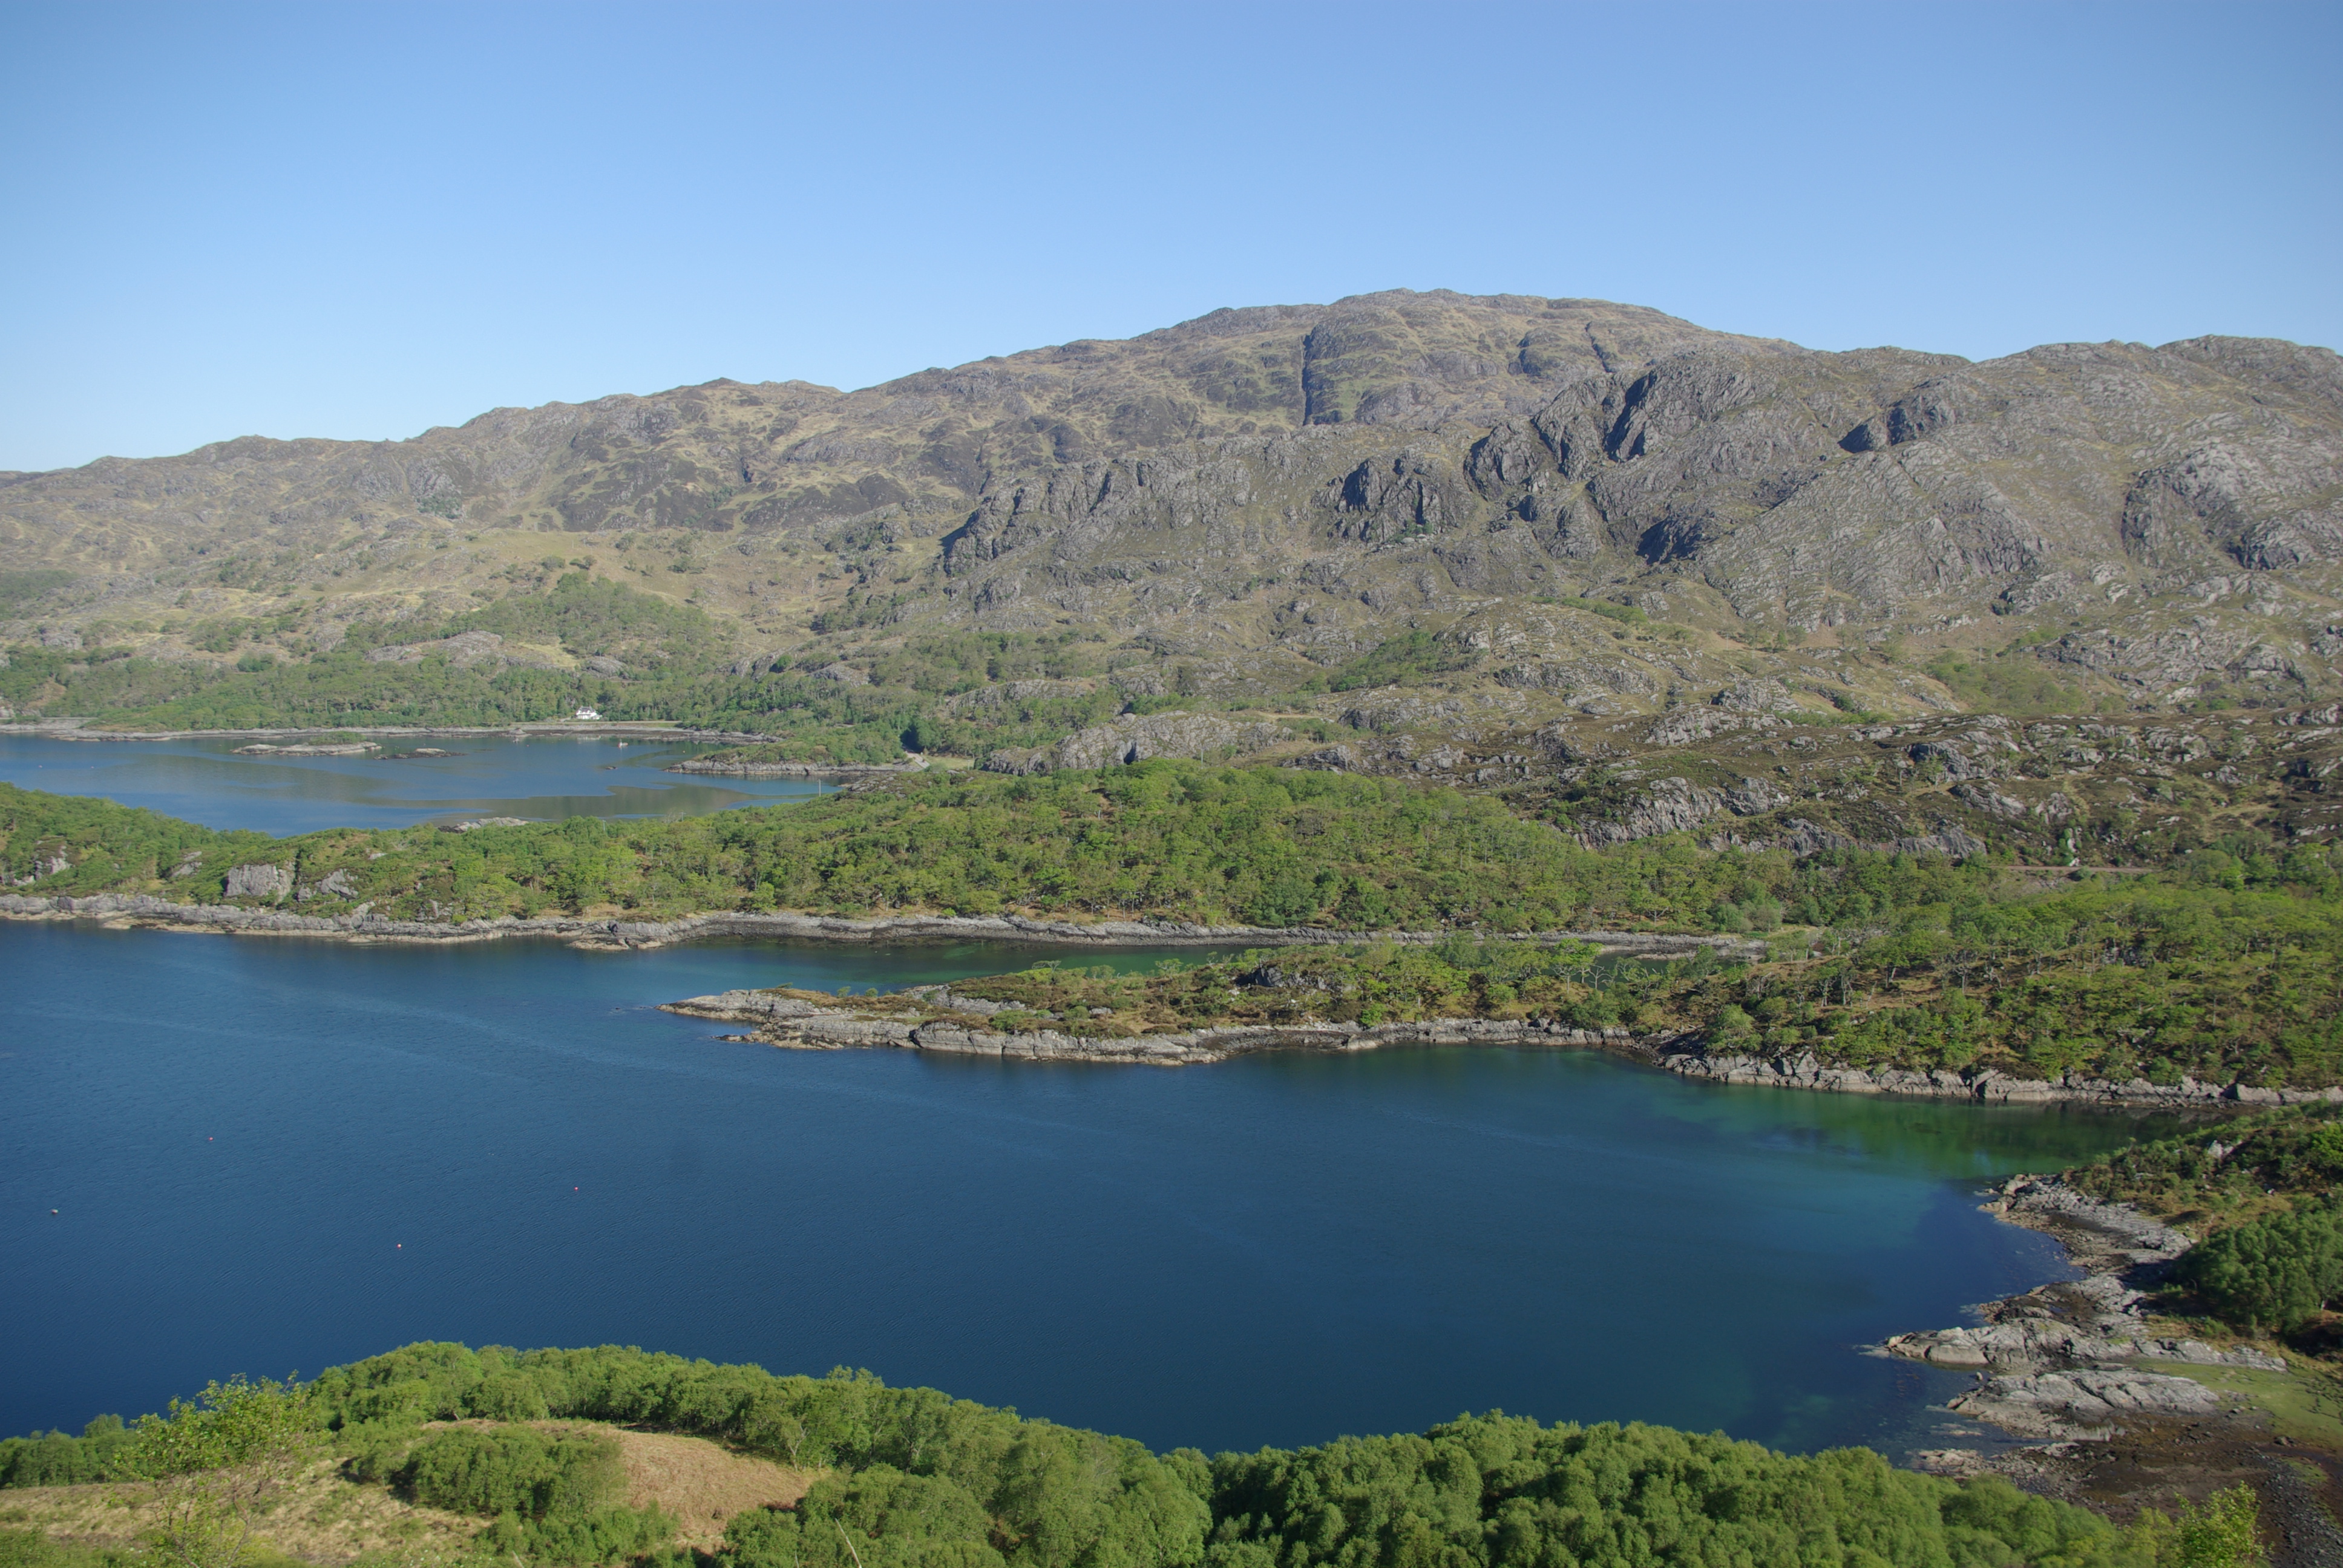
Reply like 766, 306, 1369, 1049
5, 292, 2341, 743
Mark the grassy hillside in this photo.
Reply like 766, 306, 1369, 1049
0, 1342, 2171, 1568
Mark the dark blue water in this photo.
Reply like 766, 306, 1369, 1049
0, 733, 830, 834
1, 923, 2168, 1460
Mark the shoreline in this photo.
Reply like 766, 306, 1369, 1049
660, 987, 1656, 1066
1656, 1044, 2343, 1109
1, 719, 778, 746
0, 892, 1760, 958
1873, 1176, 2342, 1540
662, 757, 924, 777
9, 886, 2336, 1108
2, 722, 926, 777
660, 985, 2343, 1109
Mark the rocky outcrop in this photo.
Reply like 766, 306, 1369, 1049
10, 852, 70, 886
234, 741, 378, 757
662, 988, 1647, 1067
221, 863, 292, 900
296, 868, 356, 901
1575, 774, 1791, 848
1659, 1046, 2343, 1106
1883, 1175, 2286, 1442
1946, 1370, 2232, 1440
945, 679, 1095, 711
983, 711, 1293, 774
0, 890, 1760, 958
362, 630, 564, 672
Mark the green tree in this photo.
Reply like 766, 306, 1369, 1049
2177, 1203, 2343, 1332
128, 1375, 316, 1568
2160, 1485, 2265, 1568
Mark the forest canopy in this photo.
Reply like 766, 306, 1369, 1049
2, 1343, 2166, 1568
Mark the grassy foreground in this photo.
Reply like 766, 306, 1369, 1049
1, 1342, 2198, 1568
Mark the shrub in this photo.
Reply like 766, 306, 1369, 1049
2177, 1200, 2343, 1332
398, 1427, 621, 1520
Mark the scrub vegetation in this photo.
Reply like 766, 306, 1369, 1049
1, 1342, 2195, 1568
0, 586, 1194, 768
2061, 1103, 2343, 1338
17, 763, 2343, 1090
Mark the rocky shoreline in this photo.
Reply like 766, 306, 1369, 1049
1864, 1177, 2343, 1561
661, 757, 926, 777
12, 883, 2335, 1109
1872, 1176, 2343, 1561
1657, 1045, 2343, 1109
1881, 1175, 2284, 1446
660, 987, 1647, 1065
658, 989, 2343, 1109
0, 891, 1757, 959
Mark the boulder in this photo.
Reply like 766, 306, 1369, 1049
984, 711, 1293, 775
223, 863, 292, 900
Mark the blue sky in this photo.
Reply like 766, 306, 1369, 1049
2, 1, 2336, 473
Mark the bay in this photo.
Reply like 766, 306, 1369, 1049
0, 738, 2174, 1462
1, 923, 2164, 1460
0, 732, 830, 834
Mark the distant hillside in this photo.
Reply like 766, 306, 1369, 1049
4, 289, 2342, 761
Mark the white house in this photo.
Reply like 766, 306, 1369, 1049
574, 707, 601, 721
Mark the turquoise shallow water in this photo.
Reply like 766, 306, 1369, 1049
0, 744, 2176, 1458
0, 924, 2168, 1459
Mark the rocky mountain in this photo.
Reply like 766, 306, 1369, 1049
5, 289, 2342, 733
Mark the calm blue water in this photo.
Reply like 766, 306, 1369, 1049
1, 923, 2166, 1460
0, 733, 830, 834
0, 748, 2173, 1460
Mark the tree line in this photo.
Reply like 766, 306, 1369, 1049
4, 1341, 2224, 1568
15, 764, 2343, 1089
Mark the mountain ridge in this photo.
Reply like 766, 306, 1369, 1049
5, 289, 2342, 749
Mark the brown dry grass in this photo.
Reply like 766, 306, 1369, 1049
0, 1458, 478, 1563
0, 1424, 812, 1563
601, 1428, 811, 1549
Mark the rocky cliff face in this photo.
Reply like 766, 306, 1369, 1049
5, 289, 2341, 733
925, 332, 2343, 708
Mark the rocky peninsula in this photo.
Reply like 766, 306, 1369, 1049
655, 975, 2343, 1119
661, 985, 1643, 1065
0, 889, 1745, 958
1886, 1178, 2281, 1442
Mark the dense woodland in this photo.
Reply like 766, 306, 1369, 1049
2, 1342, 2185, 1568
